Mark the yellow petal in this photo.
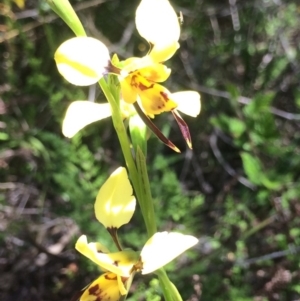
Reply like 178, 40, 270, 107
140, 232, 198, 274
139, 64, 171, 82
95, 167, 136, 229
54, 37, 110, 86
122, 56, 153, 73
80, 273, 122, 301
172, 91, 201, 117
149, 41, 180, 63
120, 77, 138, 104
135, 0, 180, 46
76, 235, 139, 277
132, 75, 177, 115
62, 101, 112, 138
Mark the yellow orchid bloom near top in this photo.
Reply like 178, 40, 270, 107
75, 166, 198, 301
116, 0, 200, 119
54, 0, 201, 150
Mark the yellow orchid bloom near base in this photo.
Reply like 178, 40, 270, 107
75, 167, 198, 300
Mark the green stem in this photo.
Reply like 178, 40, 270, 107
98, 78, 182, 301
156, 269, 183, 301
136, 147, 157, 236
48, 1, 183, 300
99, 78, 145, 225
99, 78, 138, 182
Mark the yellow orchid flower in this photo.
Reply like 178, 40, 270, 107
54, 0, 201, 150
115, 0, 201, 149
76, 232, 198, 298
75, 166, 199, 299
117, 0, 185, 117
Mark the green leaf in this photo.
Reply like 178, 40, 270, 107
240, 152, 263, 185
211, 115, 246, 138
243, 92, 275, 117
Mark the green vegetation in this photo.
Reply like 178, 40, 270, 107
1, 0, 300, 300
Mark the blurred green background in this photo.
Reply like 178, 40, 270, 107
1, 0, 300, 300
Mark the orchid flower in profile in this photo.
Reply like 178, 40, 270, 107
75, 167, 198, 301
53, 0, 201, 150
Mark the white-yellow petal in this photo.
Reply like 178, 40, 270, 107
172, 91, 201, 117
95, 167, 136, 229
149, 41, 180, 63
55, 37, 110, 86
75, 235, 139, 277
62, 101, 112, 138
140, 232, 198, 274
135, 0, 180, 46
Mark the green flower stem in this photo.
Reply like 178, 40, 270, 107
98, 78, 154, 234
100, 78, 182, 301
46, 0, 86, 37
156, 269, 183, 301
136, 147, 157, 236
98, 78, 138, 182
100, 78, 157, 236
49, 2, 183, 301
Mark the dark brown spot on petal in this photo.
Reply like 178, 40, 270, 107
160, 91, 169, 102
89, 284, 101, 295
131, 75, 154, 91
139, 82, 154, 91
113, 260, 119, 267
104, 274, 118, 281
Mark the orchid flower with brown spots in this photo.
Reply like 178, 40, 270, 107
74, 167, 198, 301
54, 0, 200, 151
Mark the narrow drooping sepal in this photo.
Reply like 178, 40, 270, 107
134, 103, 180, 153
172, 110, 192, 149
